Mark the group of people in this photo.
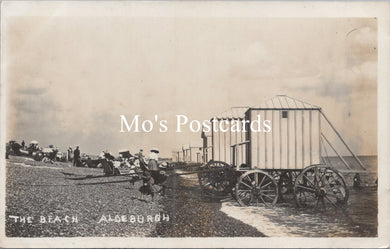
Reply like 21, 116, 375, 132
6, 140, 41, 159
69, 146, 81, 166
138, 148, 168, 200
7, 140, 166, 192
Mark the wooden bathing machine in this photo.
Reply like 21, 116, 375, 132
198, 95, 366, 209
239, 95, 321, 170
201, 107, 249, 166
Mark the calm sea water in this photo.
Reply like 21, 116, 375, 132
324, 155, 377, 187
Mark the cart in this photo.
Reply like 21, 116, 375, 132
198, 95, 366, 209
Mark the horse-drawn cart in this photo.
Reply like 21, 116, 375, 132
197, 96, 366, 210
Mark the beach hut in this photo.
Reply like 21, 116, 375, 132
198, 95, 366, 209
171, 151, 180, 162
241, 95, 321, 170
201, 107, 249, 165
188, 146, 203, 163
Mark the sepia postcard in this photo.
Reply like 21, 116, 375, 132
0, 1, 389, 248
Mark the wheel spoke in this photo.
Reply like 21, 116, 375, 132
324, 195, 339, 208
262, 194, 276, 200
244, 175, 252, 182
239, 193, 250, 199
259, 195, 266, 204
296, 184, 316, 193
259, 174, 266, 187
238, 190, 251, 199
260, 180, 273, 189
238, 189, 252, 192
315, 168, 326, 184
261, 189, 276, 192
303, 174, 316, 189
240, 181, 253, 189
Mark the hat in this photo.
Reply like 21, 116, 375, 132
159, 162, 167, 169
150, 148, 159, 153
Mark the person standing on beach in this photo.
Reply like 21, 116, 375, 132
73, 146, 80, 166
353, 173, 361, 189
136, 149, 144, 158
147, 148, 159, 171
67, 147, 73, 162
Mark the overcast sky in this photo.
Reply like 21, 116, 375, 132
3, 3, 377, 157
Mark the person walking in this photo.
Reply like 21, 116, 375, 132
148, 148, 167, 196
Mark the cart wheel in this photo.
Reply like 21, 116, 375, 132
235, 170, 278, 207
198, 161, 235, 196
294, 165, 349, 210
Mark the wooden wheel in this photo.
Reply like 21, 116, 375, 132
197, 161, 235, 196
294, 165, 349, 209
235, 170, 278, 207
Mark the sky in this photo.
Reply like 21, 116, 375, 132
3, 3, 377, 157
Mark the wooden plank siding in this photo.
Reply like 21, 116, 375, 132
210, 118, 247, 165
247, 108, 321, 170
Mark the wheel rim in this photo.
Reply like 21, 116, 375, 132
294, 165, 349, 209
198, 161, 234, 196
235, 170, 278, 207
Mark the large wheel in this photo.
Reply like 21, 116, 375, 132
198, 161, 235, 196
235, 170, 278, 207
293, 165, 349, 209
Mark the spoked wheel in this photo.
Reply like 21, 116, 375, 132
198, 161, 235, 196
235, 170, 278, 207
294, 165, 349, 210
